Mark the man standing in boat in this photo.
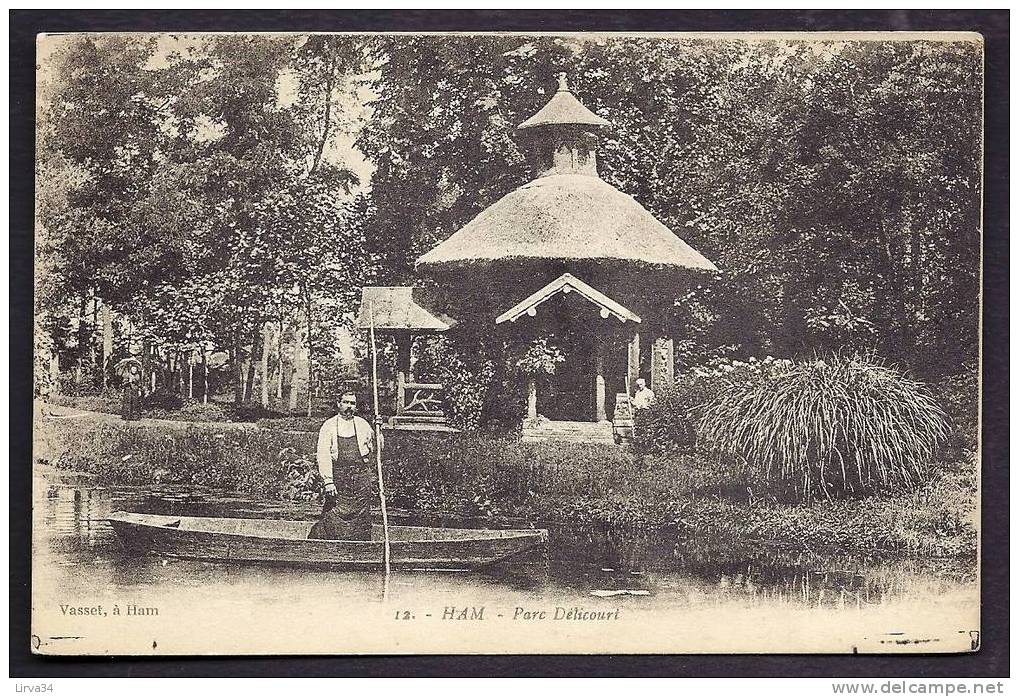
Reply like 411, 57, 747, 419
310, 390, 384, 540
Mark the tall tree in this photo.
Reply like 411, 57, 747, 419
356, 35, 982, 375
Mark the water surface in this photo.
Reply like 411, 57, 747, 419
32, 471, 979, 655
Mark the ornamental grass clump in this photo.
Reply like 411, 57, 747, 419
698, 354, 949, 501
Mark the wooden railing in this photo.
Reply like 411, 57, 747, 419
396, 373, 446, 417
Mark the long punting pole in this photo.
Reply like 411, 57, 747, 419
368, 302, 392, 595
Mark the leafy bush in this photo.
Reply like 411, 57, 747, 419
38, 417, 976, 559
277, 445, 323, 501
698, 354, 949, 500
48, 391, 123, 415
481, 362, 527, 428
255, 415, 324, 432
417, 336, 495, 431
179, 400, 230, 422
57, 370, 103, 397
631, 378, 703, 455
512, 337, 565, 377
142, 388, 183, 412
230, 401, 280, 422
934, 365, 979, 452
50, 421, 321, 501
383, 431, 640, 516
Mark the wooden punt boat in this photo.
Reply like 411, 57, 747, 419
106, 511, 548, 570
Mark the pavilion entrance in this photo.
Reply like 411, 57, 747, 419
495, 273, 641, 441
542, 329, 595, 422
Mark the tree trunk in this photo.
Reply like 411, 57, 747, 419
526, 377, 537, 420
275, 318, 285, 403
260, 322, 271, 409
202, 345, 209, 405
150, 345, 157, 394
244, 331, 258, 404
303, 284, 314, 417
232, 332, 243, 406
101, 302, 113, 391
288, 318, 303, 414
77, 291, 90, 386
49, 352, 60, 391
188, 350, 194, 400
179, 349, 187, 395
141, 337, 150, 396
167, 351, 174, 393
91, 291, 99, 388
309, 52, 337, 177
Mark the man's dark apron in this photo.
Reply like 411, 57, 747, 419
308, 420, 375, 540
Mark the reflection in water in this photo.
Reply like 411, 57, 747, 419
33, 473, 976, 613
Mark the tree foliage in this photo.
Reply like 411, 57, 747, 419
37, 34, 981, 407
38, 34, 371, 404
357, 36, 981, 375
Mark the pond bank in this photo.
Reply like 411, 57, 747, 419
35, 413, 978, 565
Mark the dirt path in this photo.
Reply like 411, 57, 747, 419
36, 400, 262, 431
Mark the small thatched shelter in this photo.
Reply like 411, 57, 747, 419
363, 74, 717, 440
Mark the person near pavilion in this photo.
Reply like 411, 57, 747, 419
632, 378, 655, 411
309, 390, 384, 540
121, 365, 142, 421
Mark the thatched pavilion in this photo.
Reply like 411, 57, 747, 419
360, 75, 716, 441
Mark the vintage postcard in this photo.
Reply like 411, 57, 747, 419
32, 30, 982, 655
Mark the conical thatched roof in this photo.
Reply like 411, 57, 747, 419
518, 75, 610, 130
416, 173, 717, 271
417, 75, 717, 273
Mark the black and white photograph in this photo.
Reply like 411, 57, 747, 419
30, 28, 984, 656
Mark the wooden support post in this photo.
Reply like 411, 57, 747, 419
527, 376, 537, 420
651, 336, 674, 394
627, 330, 641, 394
396, 333, 413, 416
396, 371, 406, 416
396, 334, 413, 378
595, 333, 607, 422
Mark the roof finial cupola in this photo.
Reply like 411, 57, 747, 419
517, 74, 609, 179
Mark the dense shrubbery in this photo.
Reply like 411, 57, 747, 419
383, 432, 637, 517
699, 354, 949, 501
631, 377, 705, 456
935, 364, 979, 453
45, 392, 328, 426
57, 370, 104, 397
48, 391, 123, 415
38, 356, 975, 561
45, 421, 321, 501
415, 335, 495, 431
178, 400, 230, 422
229, 401, 282, 422
141, 388, 184, 412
